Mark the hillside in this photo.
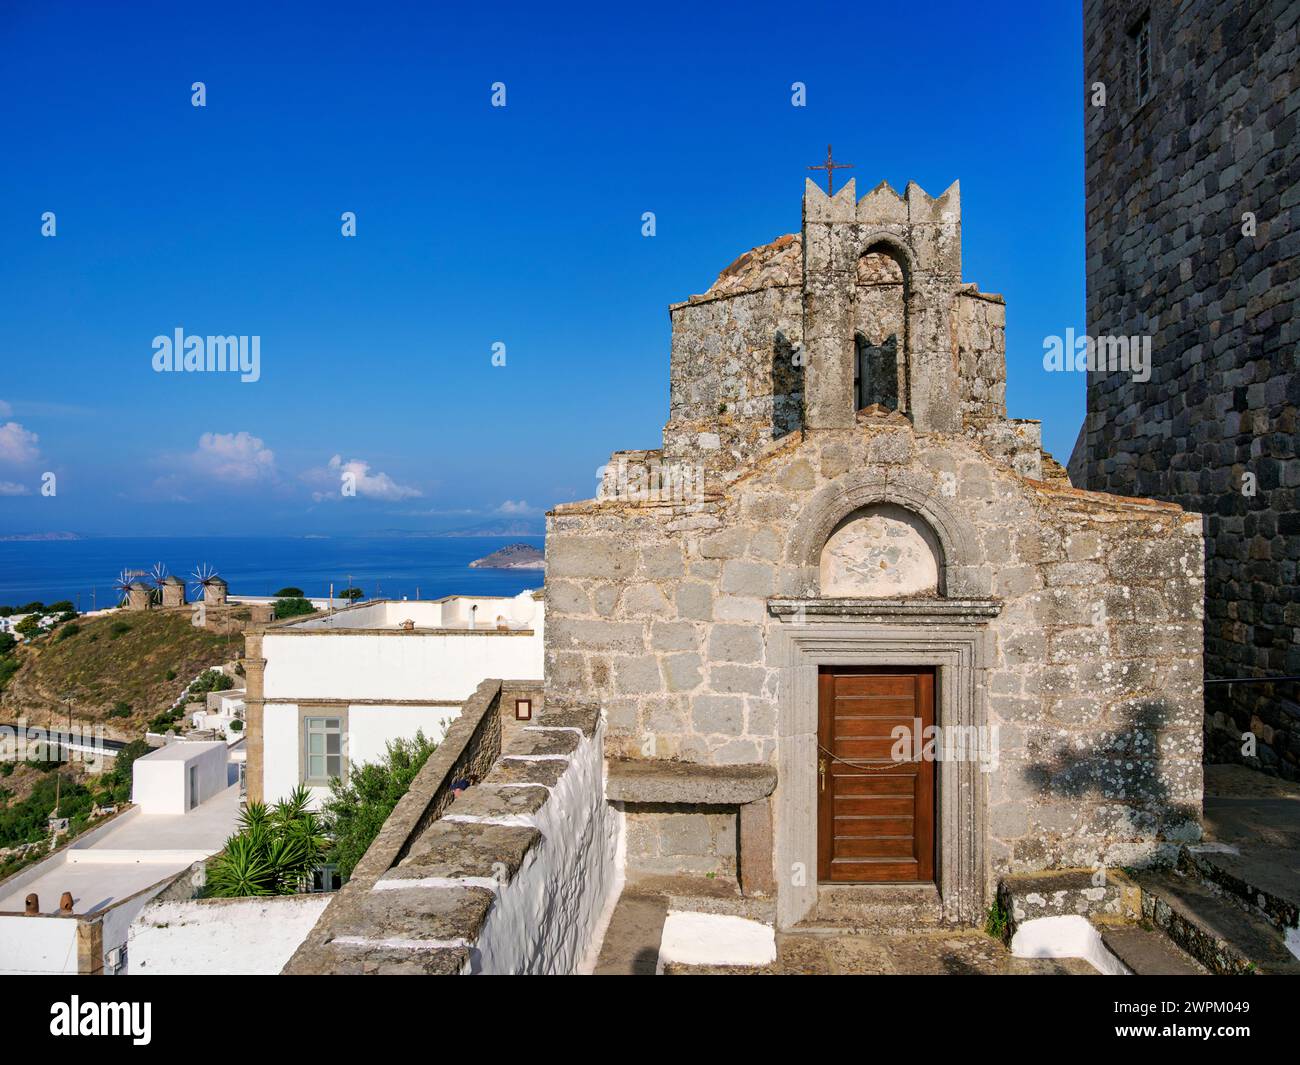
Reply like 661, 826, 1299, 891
0, 609, 240, 738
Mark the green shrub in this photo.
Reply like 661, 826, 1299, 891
339, 588, 364, 601
188, 669, 234, 695
274, 587, 304, 598
109, 621, 131, 639
0, 772, 93, 848
98, 739, 151, 804
0, 632, 16, 656
107, 701, 132, 719
165, 669, 177, 680
322, 731, 439, 881
56, 623, 81, 641
228, 719, 244, 732
273, 597, 316, 620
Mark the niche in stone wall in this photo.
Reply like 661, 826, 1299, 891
819, 503, 942, 598
854, 248, 907, 412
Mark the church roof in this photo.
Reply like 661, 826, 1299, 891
678, 233, 802, 307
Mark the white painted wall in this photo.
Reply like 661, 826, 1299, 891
0, 915, 80, 974
129, 895, 330, 975
458, 719, 619, 975
263, 629, 542, 703
262, 703, 462, 807
132, 742, 228, 815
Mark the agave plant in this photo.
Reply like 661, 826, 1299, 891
206, 787, 330, 898
206, 834, 277, 897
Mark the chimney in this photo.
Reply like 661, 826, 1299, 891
24, 893, 39, 915
59, 891, 73, 913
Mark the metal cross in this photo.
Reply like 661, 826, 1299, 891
808, 144, 853, 194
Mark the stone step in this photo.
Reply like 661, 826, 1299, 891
998, 868, 1141, 939
1180, 843, 1300, 935
800, 883, 953, 934
1131, 867, 1300, 976
623, 873, 777, 924
1097, 923, 1208, 975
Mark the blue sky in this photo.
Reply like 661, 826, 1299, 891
0, 0, 1085, 537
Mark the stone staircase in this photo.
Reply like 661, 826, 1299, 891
1129, 849, 1300, 975
999, 845, 1300, 975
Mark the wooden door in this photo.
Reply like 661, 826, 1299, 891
817, 667, 935, 883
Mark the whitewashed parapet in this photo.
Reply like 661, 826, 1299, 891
283, 690, 614, 974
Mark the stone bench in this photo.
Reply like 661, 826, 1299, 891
606, 758, 777, 897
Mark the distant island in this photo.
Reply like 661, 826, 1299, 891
0, 531, 82, 542
469, 543, 545, 570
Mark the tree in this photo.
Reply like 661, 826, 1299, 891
14, 615, 42, 638
339, 587, 364, 601
206, 787, 328, 897
273, 597, 316, 619
274, 586, 304, 598
101, 739, 151, 804
322, 732, 438, 881
0, 632, 16, 656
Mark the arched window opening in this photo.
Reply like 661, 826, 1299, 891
854, 248, 906, 413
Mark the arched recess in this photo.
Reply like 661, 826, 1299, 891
820, 502, 943, 597
854, 232, 914, 416
787, 472, 985, 598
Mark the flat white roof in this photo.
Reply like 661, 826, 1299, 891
139, 740, 227, 762
0, 784, 240, 916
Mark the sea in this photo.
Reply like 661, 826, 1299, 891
0, 536, 546, 609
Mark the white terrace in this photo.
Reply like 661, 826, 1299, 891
287, 592, 541, 632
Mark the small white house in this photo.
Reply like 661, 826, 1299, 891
251, 591, 544, 807
132, 742, 230, 815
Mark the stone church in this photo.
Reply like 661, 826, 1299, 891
545, 178, 1205, 929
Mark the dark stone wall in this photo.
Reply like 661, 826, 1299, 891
1082, 0, 1300, 777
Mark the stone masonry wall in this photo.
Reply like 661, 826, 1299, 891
547, 421, 1206, 881
1082, 0, 1300, 775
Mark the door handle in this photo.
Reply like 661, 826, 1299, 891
819, 756, 827, 793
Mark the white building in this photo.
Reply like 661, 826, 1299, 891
0, 743, 238, 975
132, 741, 229, 815
248, 592, 544, 807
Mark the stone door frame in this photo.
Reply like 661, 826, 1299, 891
768, 603, 997, 928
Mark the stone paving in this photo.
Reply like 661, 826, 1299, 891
664, 930, 1096, 976
592, 886, 1096, 975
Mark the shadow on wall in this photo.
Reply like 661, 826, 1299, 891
773, 331, 804, 440
1023, 698, 1200, 835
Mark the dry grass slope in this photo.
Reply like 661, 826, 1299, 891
0, 609, 242, 735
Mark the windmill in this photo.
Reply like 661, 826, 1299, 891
189, 563, 225, 604
150, 561, 169, 588
112, 568, 144, 606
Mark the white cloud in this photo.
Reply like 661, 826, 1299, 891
0, 480, 30, 496
305, 455, 422, 503
191, 431, 277, 483
496, 499, 537, 515
0, 421, 40, 466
